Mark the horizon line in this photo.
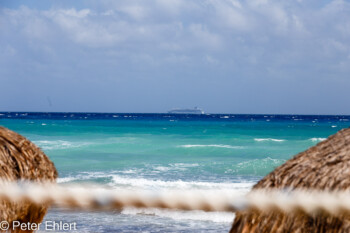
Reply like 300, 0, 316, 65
0, 111, 349, 117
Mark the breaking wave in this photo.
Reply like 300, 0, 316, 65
309, 138, 326, 142
254, 138, 285, 142
178, 144, 244, 149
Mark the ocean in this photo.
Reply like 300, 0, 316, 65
0, 112, 349, 232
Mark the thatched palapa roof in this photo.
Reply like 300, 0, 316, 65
230, 127, 350, 233
0, 126, 57, 232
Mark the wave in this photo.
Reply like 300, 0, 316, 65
225, 157, 285, 176
178, 144, 244, 149
33, 140, 92, 150
122, 207, 235, 223
153, 163, 198, 172
58, 172, 253, 224
57, 172, 254, 192
110, 175, 254, 192
309, 138, 326, 142
57, 177, 78, 183
57, 173, 251, 223
254, 138, 285, 142
33, 136, 141, 151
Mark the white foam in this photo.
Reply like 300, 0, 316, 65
120, 169, 139, 174
58, 172, 254, 193
57, 172, 254, 223
115, 176, 251, 223
57, 177, 79, 183
152, 163, 199, 172
122, 207, 235, 223
154, 166, 171, 172
309, 138, 326, 142
178, 144, 244, 149
234, 157, 284, 170
57, 172, 108, 184
110, 175, 254, 193
33, 140, 91, 150
172, 163, 199, 168
254, 138, 285, 142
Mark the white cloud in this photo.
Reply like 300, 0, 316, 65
188, 24, 222, 49
1, 0, 350, 75
119, 5, 148, 20
212, 0, 250, 31
1, 0, 350, 113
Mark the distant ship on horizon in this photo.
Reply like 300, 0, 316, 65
167, 107, 204, 114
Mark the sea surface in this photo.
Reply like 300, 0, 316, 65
1, 112, 349, 232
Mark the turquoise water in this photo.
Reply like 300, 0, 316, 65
1, 113, 349, 232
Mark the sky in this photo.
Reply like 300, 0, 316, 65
0, 0, 349, 114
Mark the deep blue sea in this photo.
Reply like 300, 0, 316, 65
1, 112, 349, 232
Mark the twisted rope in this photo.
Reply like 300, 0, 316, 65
1, 182, 350, 216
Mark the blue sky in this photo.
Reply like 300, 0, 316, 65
1, 0, 349, 114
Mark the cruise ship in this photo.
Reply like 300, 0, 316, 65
167, 107, 204, 114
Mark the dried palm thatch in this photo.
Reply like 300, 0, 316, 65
230, 127, 350, 233
0, 126, 57, 232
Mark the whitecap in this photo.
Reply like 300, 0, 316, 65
56, 172, 255, 193
33, 140, 91, 150
57, 177, 79, 183
152, 163, 199, 172
178, 144, 244, 149
110, 175, 254, 192
122, 208, 235, 223
56, 172, 254, 224
309, 138, 326, 142
172, 163, 199, 168
233, 157, 285, 172
120, 169, 139, 174
254, 138, 285, 142
154, 166, 171, 172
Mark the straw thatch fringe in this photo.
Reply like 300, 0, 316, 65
0, 126, 57, 232
230, 127, 350, 233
